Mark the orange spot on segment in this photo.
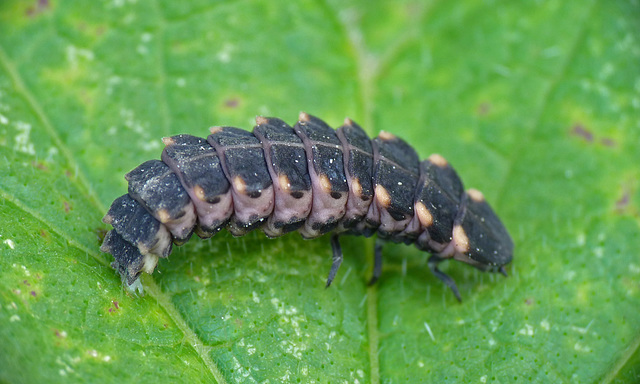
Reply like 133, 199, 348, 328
233, 176, 247, 194
378, 131, 396, 141
428, 154, 448, 167
298, 112, 310, 122
157, 209, 171, 223
415, 202, 434, 227
467, 189, 485, 202
278, 174, 291, 192
318, 174, 332, 193
162, 137, 175, 146
209, 126, 224, 134
194, 185, 207, 202
351, 178, 363, 198
453, 225, 470, 253
255, 116, 269, 126
375, 185, 391, 208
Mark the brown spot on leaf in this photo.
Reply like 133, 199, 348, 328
477, 102, 491, 116
63, 201, 71, 213
23, 280, 30, 286
31, 161, 48, 171
616, 188, 631, 213
30, 291, 37, 297
54, 329, 67, 338
525, 298, 534, 306
570, 124, 593, 142
25, 0, 50, 17
600, 137, 616, 147
65, 170, 73, 178
225, 98, 239, 108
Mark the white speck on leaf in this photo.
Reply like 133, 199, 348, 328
14, 122, 35, 155
424, 322, 435, 341
0, 113, 8, 125
217, 43, 235, 63
3, 239, 15, 249
574, 342, 592, 353
540, 319, 550, 331
9, 314, 20, 322
518, 324, 534, 336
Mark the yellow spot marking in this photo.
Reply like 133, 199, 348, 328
453, 225, 470, 253
233, 176, 247, 194
429, 154, 448, 167
351, 178, 363, 198
157, 209, 171, 223
278, 174, 291, 192
102, 214, 113, 225
209, 126, 223, 134
142, 254, 159, 274
318, 174, 332, 193
255, 116, 269, 126
378, 131, 396, 141
415, 202, 433, 227
467, 189, 485, 202
298, 111, 310, 122
162, 137, 175, 146
194, 185, 207, 202
375, 184, 391, 208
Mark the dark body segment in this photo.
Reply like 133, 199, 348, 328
207, 126, 274, 235
125, 159, 196, 243
161, 134, 232, 238
294, 113, 349, 238
336, 119, 374, 230
413, 155, 465, 253
368, 132, 420, 240
102, 194, 172, 258
451, 189, 514, 269
253, 117, 312, 237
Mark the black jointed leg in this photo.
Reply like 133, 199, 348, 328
428, 255, 462, 302
100, 112, 514, 300
326, 234, 343, 288
368, 239, 384, 286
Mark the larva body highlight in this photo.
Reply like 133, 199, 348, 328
100, 113, 514, 300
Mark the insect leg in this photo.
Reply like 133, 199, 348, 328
326, 234, 344, 288
428, 255, 462, 302
368, 239, 384, 285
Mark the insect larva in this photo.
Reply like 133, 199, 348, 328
100, 112, 514, 300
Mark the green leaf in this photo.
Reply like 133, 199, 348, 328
1, 0, 639, 383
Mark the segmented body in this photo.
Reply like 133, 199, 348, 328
101, 113, 514, 298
